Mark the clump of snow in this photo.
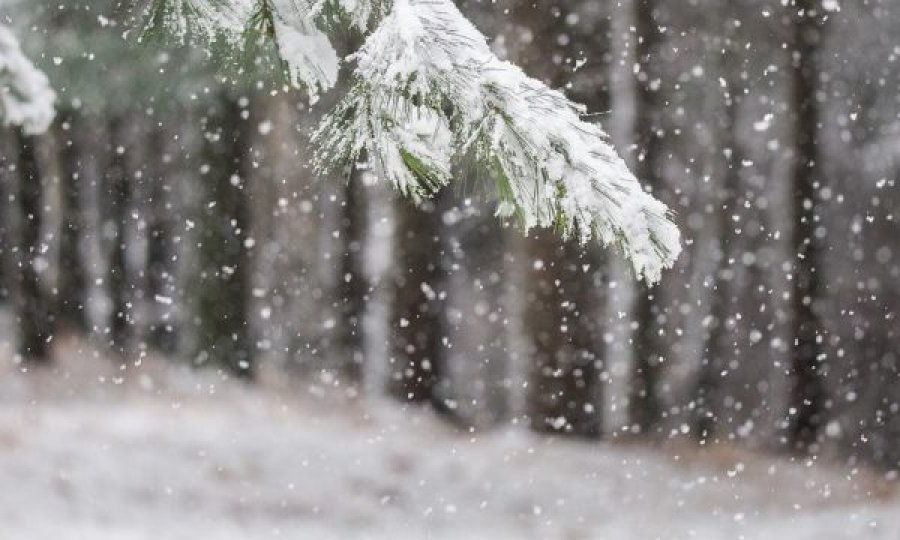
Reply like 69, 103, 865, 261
0, 24, 55, 134
269, 0, 340, 101
822, 0, 841, 13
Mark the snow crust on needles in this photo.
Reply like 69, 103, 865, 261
0, 24, 55, 134
315, 0, 681, 283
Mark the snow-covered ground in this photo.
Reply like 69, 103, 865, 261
0, 336, 898, 540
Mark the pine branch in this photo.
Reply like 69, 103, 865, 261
313, 0, 681, 283
139, 0, 682, 283
140, 0, 342, 99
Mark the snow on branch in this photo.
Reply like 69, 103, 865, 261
142, 0, 341, 99
0, 24, 55, 135
143, 0, 254, 46
313, 0, 681, 283
267, 0, 339, 99
141, 0, 682, 283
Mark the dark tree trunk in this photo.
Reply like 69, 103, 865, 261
56, 111, 88, 332
525, 233, 605, 437
629, 0, 668, 435
0, 136, 11, 303
504, 0, 610, 438
13, 129, 53, 363
105, 117, 132, 354
195, 96, 254, 379
144, 127, 178, 354
389, 195, 446, 406
335, 170, 368, 391
693, 68, 743, 443
787, 0, 827, 451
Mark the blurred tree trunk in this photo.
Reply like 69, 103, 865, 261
442, 209, 510, 427
13, 129, 52, 363
144, 127, 178, 354
787, 0, 827, 451
389, 196, 446, 406
506, 0, 609, 437
525, 234, 605, 437
693, 65, 743, 443
0, 136, 12, 303
629, 0, 667, 434
105, 116, 133, 354
56, 110, 88, 333
335, 170, 368, 392
195, 95, 254, 379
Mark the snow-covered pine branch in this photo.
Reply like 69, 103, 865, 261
140, 0, 682, 283
0, 24, 55, 135
314, 0, 681, 283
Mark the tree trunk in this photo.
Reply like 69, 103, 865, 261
629, 0, 668, 435
334, 170, 368, 392
693, 68, 742, 443
194, 95, 254, 379
13, 129, 52, 363
389, 195, 446, 406
105, 117, 132, 355
787, 0, 827, 451
144, 127, 178, 353
0, 135, 11, 303
56, 111, 89, 332
525, 233, 604, 437
504, 0, 610, 438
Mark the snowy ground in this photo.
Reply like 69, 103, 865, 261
1, 337, 899, 539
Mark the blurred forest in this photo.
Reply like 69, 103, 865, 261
1, 0, 899, 473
